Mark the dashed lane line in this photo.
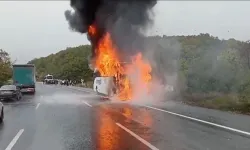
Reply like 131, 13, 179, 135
116, 123, 159, 150
83, 101, 92, 107
5, 129, 24, 150
35, 103, 40, 109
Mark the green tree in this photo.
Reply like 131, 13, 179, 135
0, 49, 12, 86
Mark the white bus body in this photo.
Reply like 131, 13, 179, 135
93, 77, 115, 97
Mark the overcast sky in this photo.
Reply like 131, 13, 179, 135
0, 1, 250, 63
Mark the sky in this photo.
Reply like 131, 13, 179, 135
0, 1, 250, 63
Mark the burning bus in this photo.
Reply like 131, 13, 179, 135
93, 57, 152, 101
93, 62, 129, 99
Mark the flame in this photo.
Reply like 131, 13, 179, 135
126, 53, 152, 94
88, 24, 97, 37
88, 25, 152, 101
95, 33, 122, 77
117, 76, 132, 100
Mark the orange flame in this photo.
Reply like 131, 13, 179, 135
88, 24, 152, 101
126, 53, 152, 94
88, 24, 97, 37
118, 76, 132, 100
95, 33, 122, 77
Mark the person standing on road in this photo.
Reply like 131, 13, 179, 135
66, 79, 69, 86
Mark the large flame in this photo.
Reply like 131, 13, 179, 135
88, 25, 152, 101
126, 53, 152, 95
88, 24, 97, 37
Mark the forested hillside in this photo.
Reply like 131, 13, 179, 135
29, 33, 250, 113
28, 45, 93, 82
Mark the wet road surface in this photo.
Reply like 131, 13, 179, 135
0, 83, 249, 150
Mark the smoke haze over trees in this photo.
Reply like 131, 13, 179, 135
29, 33, 250, 113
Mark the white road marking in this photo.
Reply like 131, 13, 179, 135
68, 86, 93, 94
83, 101, 92, 107
76, 89, 93, 94
116, 123, 159, 150
5, 129, 24, 150
36, 103, 40, 109
145, 106, 250, 136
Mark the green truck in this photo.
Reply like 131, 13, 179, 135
12, 64, 36, 94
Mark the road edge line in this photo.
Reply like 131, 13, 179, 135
83, 101, 92, 107
116, 123, 159, 150
5, 129, 24, 150
145, 106, 250, 136
36, 103, 40, 110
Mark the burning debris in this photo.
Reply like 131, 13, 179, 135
65, 0, 157, 101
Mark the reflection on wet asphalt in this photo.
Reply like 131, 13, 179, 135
0, 83, 249, 150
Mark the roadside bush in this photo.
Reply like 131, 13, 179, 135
182, 92, 249, 112
0, 49, 12, 85
236, 79, 250, 113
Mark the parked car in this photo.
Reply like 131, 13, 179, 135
0, 102, 3, 123
0, 85, 22, 101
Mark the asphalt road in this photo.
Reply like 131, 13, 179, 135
0, 83, 250, 150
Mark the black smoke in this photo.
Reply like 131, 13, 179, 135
65, 0, 157, 62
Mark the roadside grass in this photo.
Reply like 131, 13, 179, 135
182, 92, 250, 115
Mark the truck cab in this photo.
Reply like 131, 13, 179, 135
44, 74, 55, 84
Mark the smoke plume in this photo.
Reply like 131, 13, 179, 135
65, 0, 157, 61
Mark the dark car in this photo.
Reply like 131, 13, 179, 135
0, 85, 22, 101
0, 102, 3, 123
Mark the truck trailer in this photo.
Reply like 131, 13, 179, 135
12, 64, 36, 94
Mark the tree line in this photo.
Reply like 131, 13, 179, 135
149, 33, 250, 112
0, 49, 12, 86
28, 45, 93, 83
